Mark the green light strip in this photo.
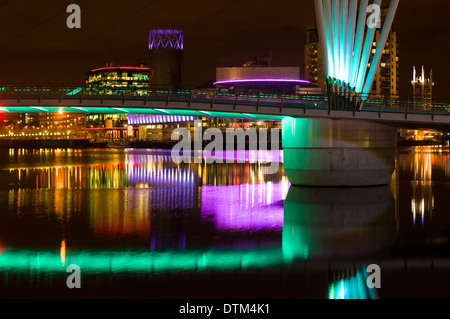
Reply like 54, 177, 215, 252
0, 248, 285, 274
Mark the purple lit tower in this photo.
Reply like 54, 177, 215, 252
149, 29, 184, 89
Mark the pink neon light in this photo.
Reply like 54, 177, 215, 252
86, 127, 130, 130
213, 79, 310, 85
90, 66, 150, 73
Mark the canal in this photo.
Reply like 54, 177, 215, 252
0, 147, 449, 299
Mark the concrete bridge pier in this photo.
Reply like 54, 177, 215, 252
281, 118, 397, 187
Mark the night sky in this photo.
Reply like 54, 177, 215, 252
0, 0, 449, 101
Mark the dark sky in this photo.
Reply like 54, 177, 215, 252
0, 0, 449, 101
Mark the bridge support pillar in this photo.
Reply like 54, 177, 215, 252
281, 118, 397, 187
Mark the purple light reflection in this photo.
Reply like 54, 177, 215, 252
199, 149, 283, 164
126, 153, 198, 212
201, 181, 290, 232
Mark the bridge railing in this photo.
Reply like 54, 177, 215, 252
1, 84, 449, 119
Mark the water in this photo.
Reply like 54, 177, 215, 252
0, 147, 449, 299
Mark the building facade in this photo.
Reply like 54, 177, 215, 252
412, 66, 434, 103
305, 25, 326, 92
215, 66, 308, 95
85, 64, 149, 96
370, 29, 400, 99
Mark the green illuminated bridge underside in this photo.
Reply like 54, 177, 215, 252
1, 88, 450, 126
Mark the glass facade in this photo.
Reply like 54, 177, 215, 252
85, 65, 150, 95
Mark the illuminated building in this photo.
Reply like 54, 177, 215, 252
83, 64, 149, 140
37, 111, 87, 139
412, 65, 434, 104
215, 66, 309, 95
305, 25, 327, 92
85, 113, 130, 140
214, 62, 310, 130
0, 86, 87, 139
149, 29, 183, 89
0, 112, 86, 140
127, 114, 196, 141
85, 63, 149, 95
370, 24, 400, 99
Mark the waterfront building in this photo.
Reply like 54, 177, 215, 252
85, 63, 149, 95
215, 66, 308, 95
83, 63, 149, 140
305, 25, 326, 92
37, 111, 87, 139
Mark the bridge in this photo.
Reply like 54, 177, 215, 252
0, 0, 442, 189
0, 86, 449, 126
1, 85, 450, 188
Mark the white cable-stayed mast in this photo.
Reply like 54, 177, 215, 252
315, 0, 399, 102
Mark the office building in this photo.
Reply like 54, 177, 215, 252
85, 63, 149, 95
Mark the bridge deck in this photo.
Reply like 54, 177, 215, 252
1, 88, 449, 126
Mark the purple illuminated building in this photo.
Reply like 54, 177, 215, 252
128, 114, 196, 125
149, 29, 183, 89
214, 79, 310, 86
149, 29, 184, 50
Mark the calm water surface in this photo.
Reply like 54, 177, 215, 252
0, 147, 450, 299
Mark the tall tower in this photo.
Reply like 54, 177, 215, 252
149, 29, 184, 90
305, 25, 326, 92
370, 6, 400, 99
412, 66, 434, 104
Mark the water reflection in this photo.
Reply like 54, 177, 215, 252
282, 186, 397, 261
411, 152, 434, 227
397, 146, 450, 230
1, 147, 449, 298
0, 182, 399, 273
0, 149, 286, 246
328, 267, 377, 299
201, 180, 289, 232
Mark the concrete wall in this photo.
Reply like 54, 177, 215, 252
282, 118, 397, 186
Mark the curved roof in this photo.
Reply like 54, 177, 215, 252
90, 66, 149, 73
